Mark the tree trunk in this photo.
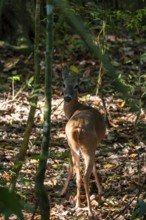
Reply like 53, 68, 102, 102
35, 0, 53, 219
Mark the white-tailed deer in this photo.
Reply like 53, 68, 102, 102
61, 67, 106, 216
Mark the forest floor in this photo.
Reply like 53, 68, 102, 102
0, 34, 146, 220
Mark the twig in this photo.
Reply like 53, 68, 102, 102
113, 196, 137, 220
52, 99, 63, 114
1, 77, 29, 107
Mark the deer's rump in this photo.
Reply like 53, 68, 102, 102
65, 108, 105, 155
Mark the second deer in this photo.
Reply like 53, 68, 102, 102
61, 67, 106, 216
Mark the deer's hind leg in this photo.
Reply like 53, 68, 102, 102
81, 148, 96, 217
93, 162, 103, 195
61, 148, 82, 211
71, 150, 82, 209
60, 154, 73, 196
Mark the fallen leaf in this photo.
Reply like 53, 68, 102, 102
103, 164, 115, 169
129, 153, 137, 158
93, 100, 100, 106
91, 199, 99, 206
119, 100, 126, 108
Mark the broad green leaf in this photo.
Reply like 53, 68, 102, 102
0, 187, 24, 219
8, 75, 20, 81
139, 200, 146, 217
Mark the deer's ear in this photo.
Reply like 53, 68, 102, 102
62, 66, 69, 79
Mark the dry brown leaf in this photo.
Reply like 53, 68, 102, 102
142, 165, 146, 173
103, 163, 115, 169
80, 194, 86, 200
93, 100, 100, 106
30, 159, 38, 164
129, 153, 137, 158
91, 199, 99, 206
128, 181, 141, 190
2, 172, 11, 181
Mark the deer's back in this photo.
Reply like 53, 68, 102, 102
65, 104, 106, 148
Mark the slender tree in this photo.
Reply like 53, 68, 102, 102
35, 0, 53, 219
9, 0, 41, 191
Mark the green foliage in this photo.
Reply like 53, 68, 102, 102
51, 0, 146, 123
0, 187, 24, 219
53, 1, 146, 53
53, 2, 105, 55
8, 75, 20, 81
26, 76, 34, 87
141, 52, 146, 64
49, 151, 70, 159
68, 36, 86, 52
8, 75, 20, 98
60, 151, 70, 159
109, 8, 146, 33
13, 160, 24, 169
131, 200, 146, 220
130, 53, 146, 113
126, 9, 146, 32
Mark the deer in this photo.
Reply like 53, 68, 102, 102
61, 67, 106, 216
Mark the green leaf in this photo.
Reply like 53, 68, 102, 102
70, 65, 80, 74
31, 102, 38, 107
131, 209, 139, 220
26, 76, 34, 87
13, 160, 24, 168
140, 52, 146, 64
0, 187, 24, 219
139, 200, 146, 217
8, 75, 20, 81
60, 151, 70, 159
31, 92, 39, 98
30, 154, 42, 160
